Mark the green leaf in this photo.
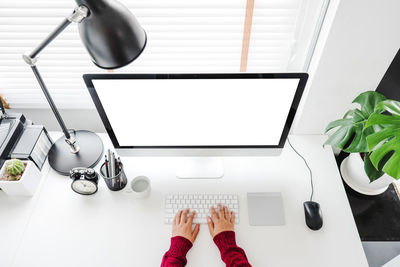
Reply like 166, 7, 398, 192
374, 100, 400, 115
365, 113, 400, 129
324, 120, 361, 151
343, 109, 356, 119
325, 118, 352, 132
324, 91, 386, 153
353, 91, 387, 115
366, 116, 400, 179
366, 126, 396, 150
363, 153, 385, 183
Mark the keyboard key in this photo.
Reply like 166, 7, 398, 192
165, 193, 239, 224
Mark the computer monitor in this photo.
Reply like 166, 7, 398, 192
84, 73, 308, 178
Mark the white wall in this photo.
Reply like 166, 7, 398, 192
294, 0, 400, 134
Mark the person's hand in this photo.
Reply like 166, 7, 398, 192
207, 204, 236, 238
171, 209, 200, 244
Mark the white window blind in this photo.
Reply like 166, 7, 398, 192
0, 0, 328, 109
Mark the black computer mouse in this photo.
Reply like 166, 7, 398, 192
303, 201, 323, 231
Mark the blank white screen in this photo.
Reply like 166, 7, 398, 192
92, 78, 299, 146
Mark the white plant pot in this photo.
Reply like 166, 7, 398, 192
0, 160, 42, 196
340, 153, 394, 195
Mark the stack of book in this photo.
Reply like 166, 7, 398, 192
11, 125, 53, 170
0, 113, 26, 169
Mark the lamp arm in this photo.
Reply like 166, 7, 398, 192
27, 6, 88, 59
22, 6, 89, 153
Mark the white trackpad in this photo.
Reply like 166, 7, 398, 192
247, 192, 285, 226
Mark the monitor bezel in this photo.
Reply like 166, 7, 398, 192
83, 73, 308, 150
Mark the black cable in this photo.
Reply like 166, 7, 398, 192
287, 138, 314, 202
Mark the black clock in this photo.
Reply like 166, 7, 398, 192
69, 167, 99, 195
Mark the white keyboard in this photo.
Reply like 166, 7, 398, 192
164, 193, 239, 224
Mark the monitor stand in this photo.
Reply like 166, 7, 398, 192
176, 157, 224, 179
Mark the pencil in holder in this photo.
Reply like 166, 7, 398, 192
100, 162, 127, 191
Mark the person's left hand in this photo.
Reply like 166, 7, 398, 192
172, 209, 200, 244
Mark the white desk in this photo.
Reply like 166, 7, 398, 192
0, 161, 50, 267
1, 134, 368, 267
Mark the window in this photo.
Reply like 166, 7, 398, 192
0, 0, 329, 109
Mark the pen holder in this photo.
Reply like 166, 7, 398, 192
100, 162, 127, 191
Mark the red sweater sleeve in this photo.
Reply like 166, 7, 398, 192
161, 236, 192, 267
213, 231, 252, 267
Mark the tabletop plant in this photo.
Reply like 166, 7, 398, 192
364, 100, 400, 180
324, 91, 400, 182
1, 159, 25, 181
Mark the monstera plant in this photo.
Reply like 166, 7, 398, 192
324, 92, 386, 178
324, 91, 400, 195
364, 100, 400, 180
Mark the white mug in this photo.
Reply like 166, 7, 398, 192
130, 176, 151, 198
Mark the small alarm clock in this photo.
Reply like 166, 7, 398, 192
69, 167, 99, 195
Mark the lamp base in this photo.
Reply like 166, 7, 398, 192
48, 130, 104, 176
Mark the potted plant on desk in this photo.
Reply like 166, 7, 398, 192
364, 100, 400, 180
0, 159, 41, 196
324, 91, 400, 195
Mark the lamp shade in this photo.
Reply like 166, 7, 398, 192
75, 0, 147, 69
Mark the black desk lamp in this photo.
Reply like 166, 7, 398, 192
22, 0, 147, 175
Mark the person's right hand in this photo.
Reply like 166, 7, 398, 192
207, 204, 236, 238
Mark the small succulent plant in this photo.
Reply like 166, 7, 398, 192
5, 159, 25, 181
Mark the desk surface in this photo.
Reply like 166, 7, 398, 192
0, 134, 368, 267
